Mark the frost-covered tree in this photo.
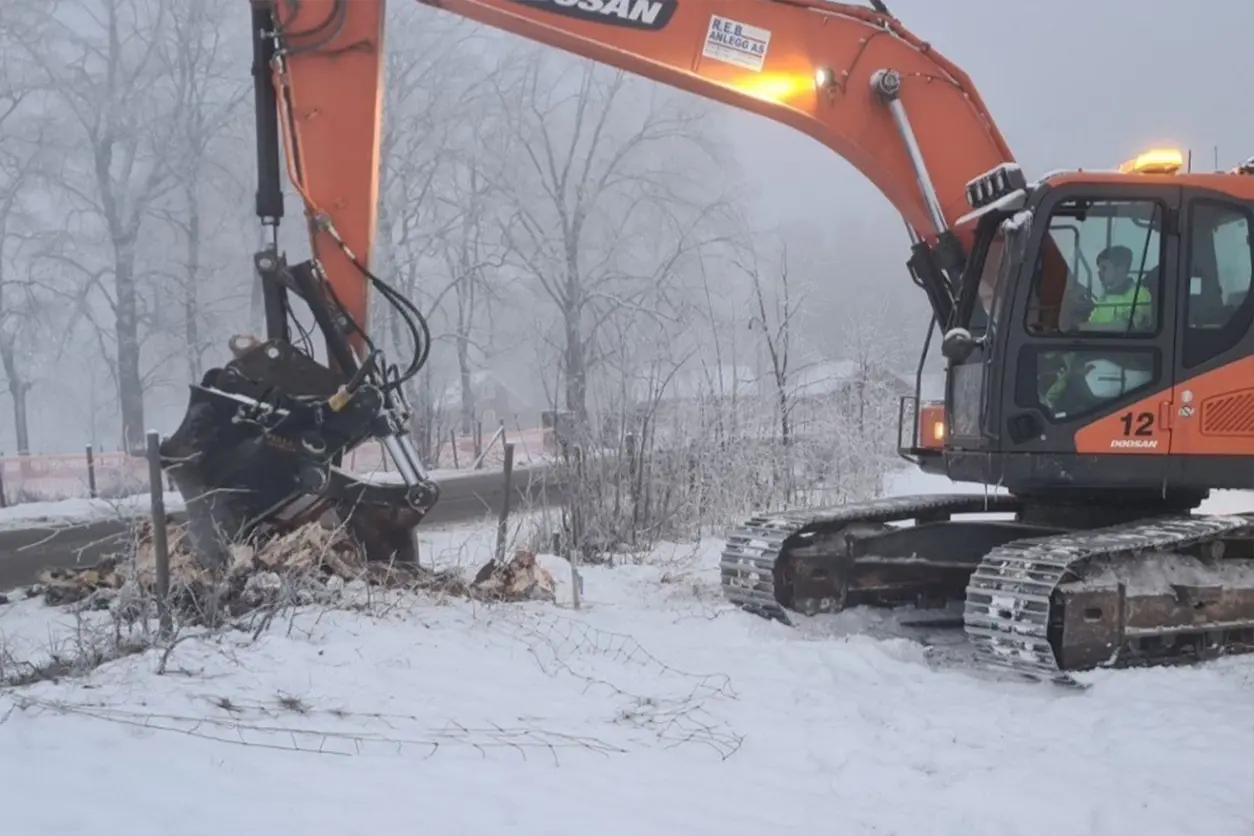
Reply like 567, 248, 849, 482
18, 0, 180, 453
490, 45, 739, 430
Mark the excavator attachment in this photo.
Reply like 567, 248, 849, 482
159, 251, 442, 570
160, 330, 440, 571
159, 1, 440, 570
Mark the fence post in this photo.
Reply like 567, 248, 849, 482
85, 443, 97, 496
450, 429, 459, 469
569, 444, 583, 610
146, 431, 172, 640
625, 431, 638, 495
625, 431, 639, 546
0, 457, 6, 508
494, 442, 515, 562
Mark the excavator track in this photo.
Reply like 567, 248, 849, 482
965, 512, 1254, 681
719, 492, 1023, 622
721, 496, 1254, 680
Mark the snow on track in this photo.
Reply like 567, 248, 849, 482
0, 479, 1251, 836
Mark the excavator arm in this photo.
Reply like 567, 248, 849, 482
159, 0, 1036, 570
253, 0, 387, 354
260, 0, 1027, 339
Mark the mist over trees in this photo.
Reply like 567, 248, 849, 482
0, 0, 925, 524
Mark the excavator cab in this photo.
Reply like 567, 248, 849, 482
780, 151, 1254, 676
907, 149, 1254, 511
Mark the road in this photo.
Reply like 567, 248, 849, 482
0, 462, 563, 592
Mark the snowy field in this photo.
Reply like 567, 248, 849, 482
1, 472, 1252, 835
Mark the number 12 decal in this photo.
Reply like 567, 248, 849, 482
1119, 410, 1154, 437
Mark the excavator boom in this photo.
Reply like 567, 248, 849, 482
261, 0, 386, 352
418, 0, 1013, 241
255, 0, 1022, 339
414, 0, 1055, 340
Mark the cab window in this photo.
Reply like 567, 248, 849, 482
1182, 200, 1254, 368
1017, 197, 1165, 423
1026, 198, 1163, 337
1017, 346, 1160, 423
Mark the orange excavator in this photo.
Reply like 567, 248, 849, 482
163, 0, 1254, 681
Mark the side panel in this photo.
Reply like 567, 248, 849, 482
998, 183, 1183, 464
1169, 357, 1254, 454
1071, 380, 1174, 454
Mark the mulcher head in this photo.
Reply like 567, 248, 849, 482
159, 335, 440, 570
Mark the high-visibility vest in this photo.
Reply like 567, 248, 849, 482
1089, 284, 1152, 329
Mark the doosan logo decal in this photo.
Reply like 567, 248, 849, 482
1109, 438, 1158, 449
506, 0, 676, 30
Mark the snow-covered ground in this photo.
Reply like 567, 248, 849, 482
1, 471, 1252, 836
0, 493, 188, 531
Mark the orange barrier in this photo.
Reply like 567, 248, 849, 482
0, 450, 148, 504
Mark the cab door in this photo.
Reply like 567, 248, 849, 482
999, 182, 1183, 483
1167, 188, 1254, 474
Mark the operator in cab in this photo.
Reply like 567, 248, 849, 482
1044, 245, 1155, 415
1079, 245, 1154, 332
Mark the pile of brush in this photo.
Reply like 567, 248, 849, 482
23, 518, 556, 622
